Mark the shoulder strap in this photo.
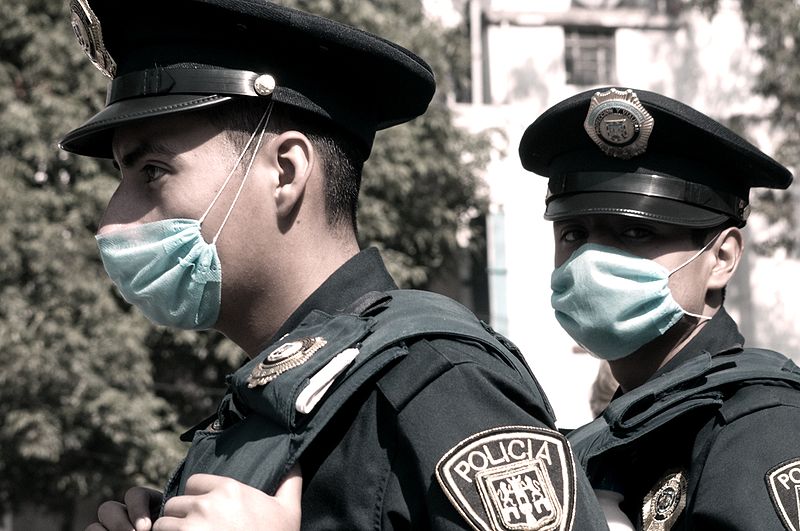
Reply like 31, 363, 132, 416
362, 290, 555, 424
569, 349, 800, 471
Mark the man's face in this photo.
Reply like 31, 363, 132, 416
99, 111, 278, 328
101, 111, 241, 236
552, 214, 714, 315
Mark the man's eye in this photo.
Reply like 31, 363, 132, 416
621, 227, 653, 239
561, 229, 586, 243
143, 165, 167, 182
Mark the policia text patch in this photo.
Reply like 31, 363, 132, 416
436, 426, 576, 531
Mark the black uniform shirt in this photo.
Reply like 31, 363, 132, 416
177, 248, 608, 530
600, 309, 800, 529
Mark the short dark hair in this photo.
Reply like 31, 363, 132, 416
203, 98, 364, 234
689, 220, 737, 248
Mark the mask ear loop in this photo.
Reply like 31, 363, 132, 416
668, 231, 722, 321
198, 102, 274, 244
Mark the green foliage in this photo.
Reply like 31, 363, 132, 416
279, 0, 489, 286
739, 0, 800, 255
690, 0, 800, 255
0, 0, 489, 519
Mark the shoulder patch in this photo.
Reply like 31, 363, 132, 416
766, 457, 800, 531
435, 426, 576, 531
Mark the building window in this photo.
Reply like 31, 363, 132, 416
564, 27, 616, 86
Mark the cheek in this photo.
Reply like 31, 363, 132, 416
666, 260, 710, 311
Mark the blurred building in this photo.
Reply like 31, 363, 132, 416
429, 0, 800, 428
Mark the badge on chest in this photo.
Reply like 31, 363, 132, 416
642, 470, 687, 531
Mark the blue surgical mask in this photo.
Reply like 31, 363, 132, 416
95, 106, 272, 330
550, 239, 716, 360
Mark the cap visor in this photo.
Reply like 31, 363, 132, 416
545, 192, 733, 228
59, 94, 232, 158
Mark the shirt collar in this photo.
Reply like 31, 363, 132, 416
652, 306, 744, 379
263, 247, 397, 348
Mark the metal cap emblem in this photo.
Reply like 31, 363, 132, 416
70, 0, 117, 79
584, 88, 654, 159
246, 336, 327, 388
766, 458, 800, 531
436, 426, 576, 531
642, 470, 687, 531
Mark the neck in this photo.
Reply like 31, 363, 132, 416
217, 230, 359, 357
609, 312, 714, 392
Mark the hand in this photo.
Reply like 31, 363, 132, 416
85, 486, 162, 531
153, 465, 302, 531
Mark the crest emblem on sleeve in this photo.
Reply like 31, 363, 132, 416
766, 458, 800, 531
435, 426, 576, 531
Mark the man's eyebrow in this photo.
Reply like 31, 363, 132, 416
116, 141, 179, 169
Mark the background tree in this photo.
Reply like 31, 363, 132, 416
693, 0, 800, 255
0, 0, 487, 527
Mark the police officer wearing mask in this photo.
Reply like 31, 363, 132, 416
520, 87, 800, 530
62, 1, 609, 530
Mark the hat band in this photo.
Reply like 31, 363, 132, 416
107, 67, 268, 105
548, 172, 749, 222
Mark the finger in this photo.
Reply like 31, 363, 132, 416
150, 515, 185, 531
161, 495, 192, 519
183, 473, 224, 496
124, 487, 162, 531
274, 464, 303, 503
85, 524, 110, 531
96, 500, 136, 531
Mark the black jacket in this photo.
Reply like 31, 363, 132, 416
569, 308, 800, 529
164, 249, 608, 530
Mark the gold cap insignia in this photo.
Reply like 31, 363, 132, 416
246, 336, 327, 388
584, 88, 654, 159
642, 470, 687, 530
70, 0, 117, 79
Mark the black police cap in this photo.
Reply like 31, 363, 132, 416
519, 87, 793, 228
60, 0, 436, 160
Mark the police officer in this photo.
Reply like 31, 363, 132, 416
519, 86, 800, 529
63, 1, 608, 529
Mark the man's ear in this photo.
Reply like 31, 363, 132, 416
270, 131, 314, 219
707, 226, 743, 291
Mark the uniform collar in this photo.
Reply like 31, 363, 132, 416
263, 247, 397, 348
651, 306, 744, 379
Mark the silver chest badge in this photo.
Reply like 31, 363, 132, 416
246, 336, 327, 388
70, 0, 117, 79
642, 470, 687, 530
584, 88, 654, 159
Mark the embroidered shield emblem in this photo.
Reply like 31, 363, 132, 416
436, 426, 576, 531
766, 458, 800, 531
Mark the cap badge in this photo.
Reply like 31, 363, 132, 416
584, 88, 654, 159
70, 0, 117, 79
246, 336, 327, 388
765, 457, 800, 531
642, 469, 687, 530
436, 426, 576, 531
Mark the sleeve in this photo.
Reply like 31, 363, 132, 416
378, 338, 609, 531
690, 387, 800, 530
